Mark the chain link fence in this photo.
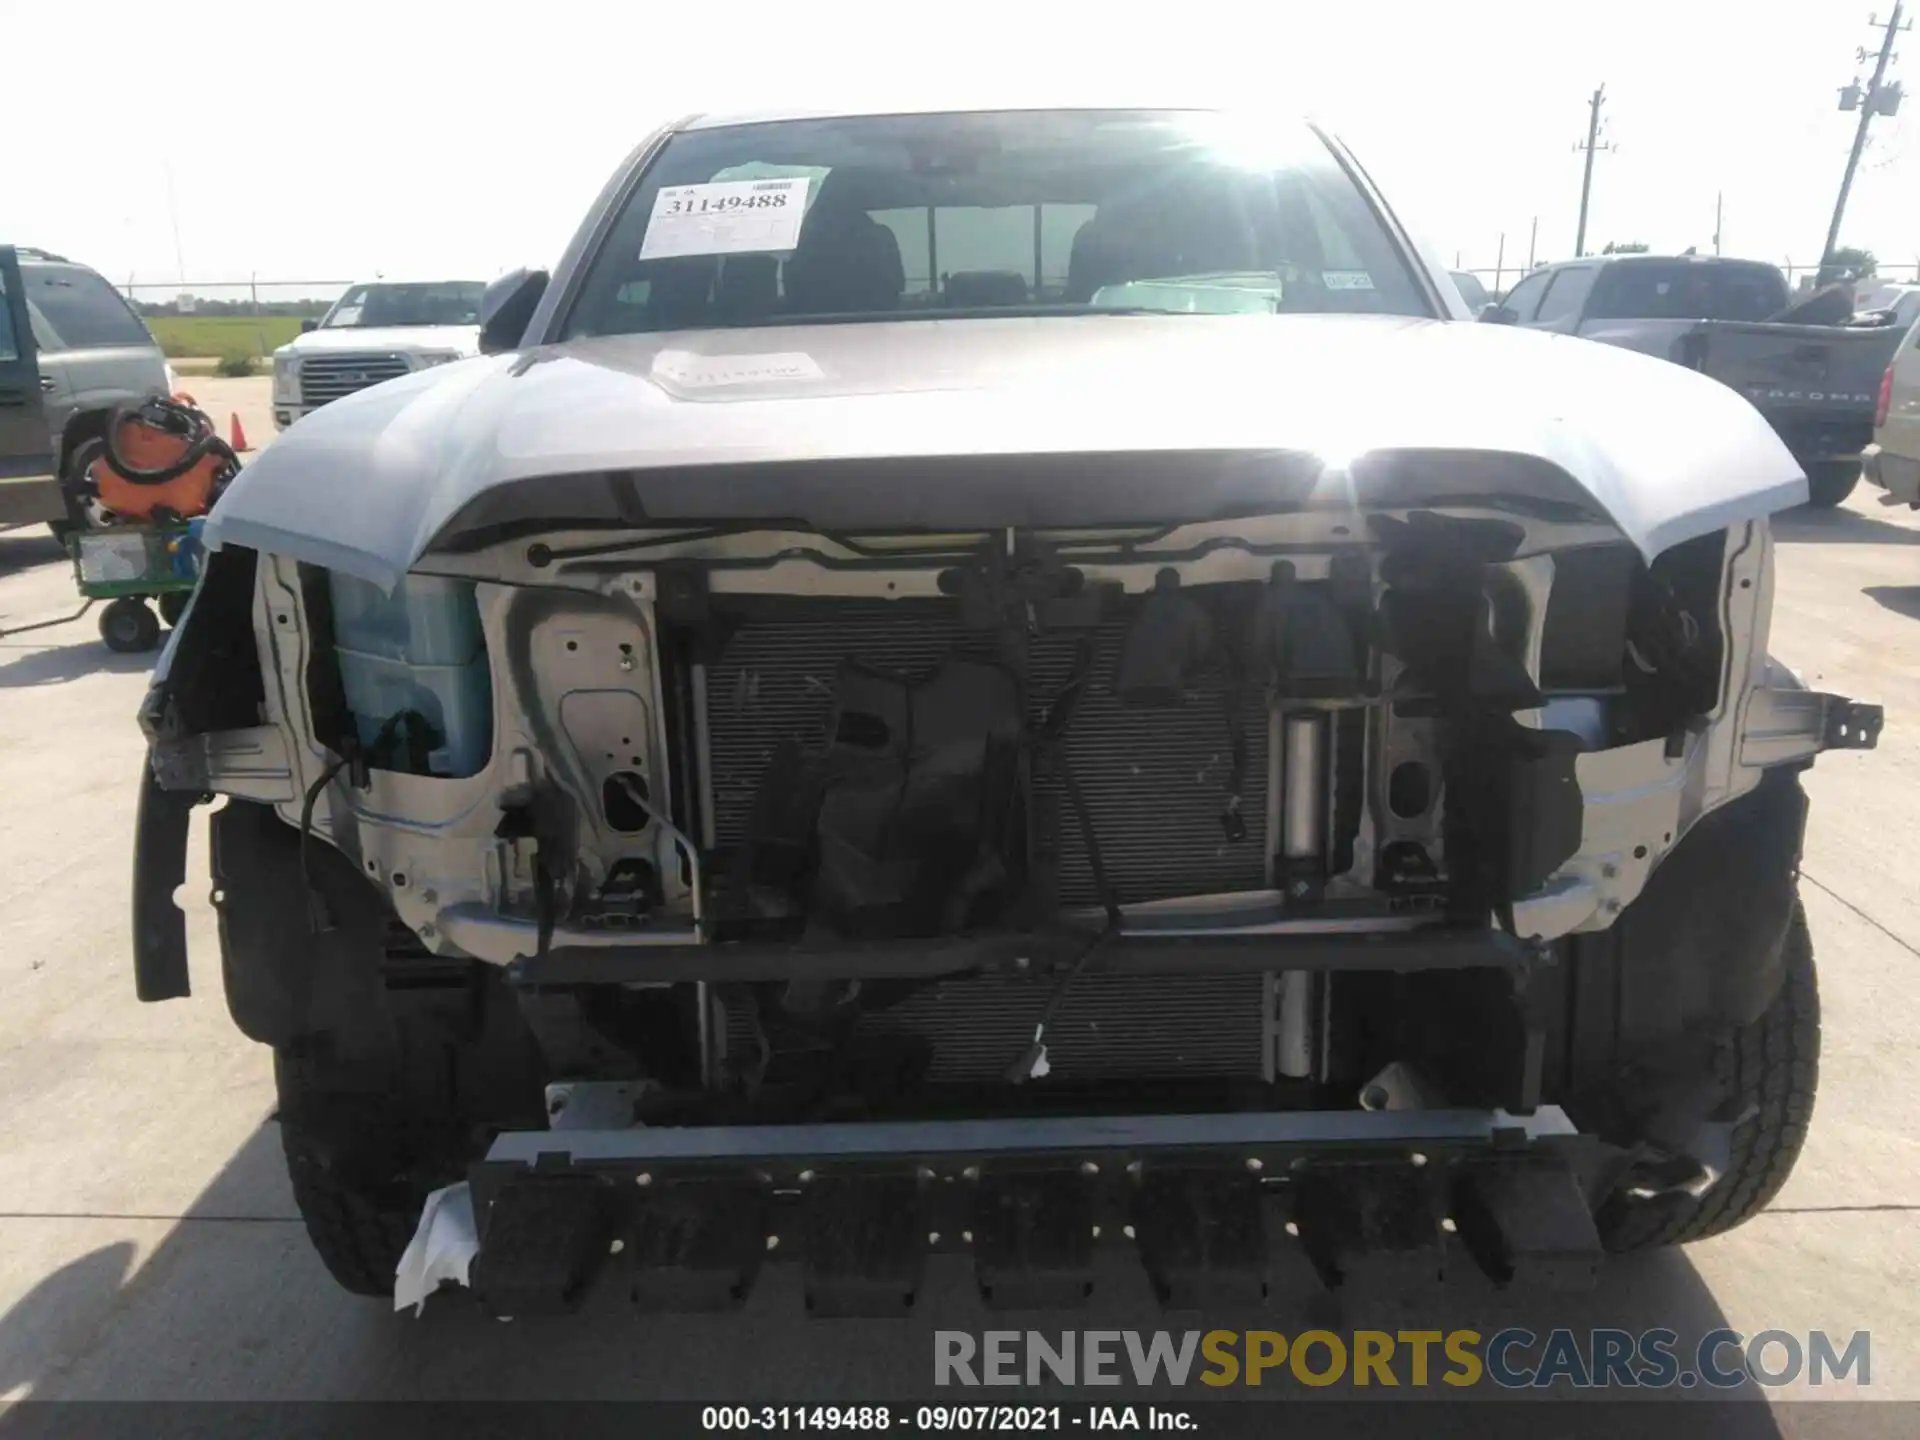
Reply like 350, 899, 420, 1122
125, 260, 1920, 349
1454, 260, 1920, 301
118, 280, 356, 360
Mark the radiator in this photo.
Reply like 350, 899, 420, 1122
703, 596, 1271, 908
719, 971, 1270, 1083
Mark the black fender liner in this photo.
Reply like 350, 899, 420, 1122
1544, 763, 1809, 1106
209, 799, 393, 1048
131, 760, 197, 1002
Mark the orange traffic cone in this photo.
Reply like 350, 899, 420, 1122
229, 413, 250, 453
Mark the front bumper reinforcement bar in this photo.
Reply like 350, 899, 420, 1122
459, 1103, 1607, 1317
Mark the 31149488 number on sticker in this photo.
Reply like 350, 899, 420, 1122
639, 177, 813, 260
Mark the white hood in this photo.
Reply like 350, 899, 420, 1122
212, 313, 1808, 590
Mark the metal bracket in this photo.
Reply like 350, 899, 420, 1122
0, 596, 94, 639
1822, 698, 1885, 751
1741, 687, 1884, 766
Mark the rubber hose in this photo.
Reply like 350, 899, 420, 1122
101, 398, 231, 486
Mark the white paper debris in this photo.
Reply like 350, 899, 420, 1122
393, 1181, 479, 1316
639, 177, 812, 260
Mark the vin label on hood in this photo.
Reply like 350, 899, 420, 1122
639, 177, 813, 260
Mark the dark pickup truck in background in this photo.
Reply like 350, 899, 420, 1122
1485, 254, 1906, 506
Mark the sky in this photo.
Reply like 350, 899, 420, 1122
4, 0, 1915, 297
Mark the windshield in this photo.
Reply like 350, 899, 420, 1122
321, 281, 484, 329
562, 110, 1431, 337
1584, 261, 1788, 323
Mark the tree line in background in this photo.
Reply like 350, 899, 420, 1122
128, 297, 333, 318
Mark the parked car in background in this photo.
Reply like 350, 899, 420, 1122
139, 107, 1880, 1314
2, 247, 173, 532
1448, 269, 1491, 313
1485, 253, 1905, 505
1853, 281, 1920, 332
1864, 319, 1920, 508
271, 279, 485, 428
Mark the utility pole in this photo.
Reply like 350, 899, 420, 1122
1527, 216, 1538, 271
1821, 3, 1908, 281
1714, 192, 1724, 255
1573, 85, 1612, 258
163, 160, 187, 284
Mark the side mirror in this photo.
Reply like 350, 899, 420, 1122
1478, 304, 1519, 325
479, 268, 550, 355
299, 319, 318, 334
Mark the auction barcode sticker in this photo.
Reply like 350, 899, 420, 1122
639, 178, 812, 260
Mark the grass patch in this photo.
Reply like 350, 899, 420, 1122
147, 315, 304, 359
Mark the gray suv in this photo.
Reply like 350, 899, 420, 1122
0, 247, 58, 526
4, 247, 172, 530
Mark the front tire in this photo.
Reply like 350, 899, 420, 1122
269, 988, 547, 1298
280, 1108, 423, 1298
1805, 460, 1862, 508
1600, 905, 1819, 1250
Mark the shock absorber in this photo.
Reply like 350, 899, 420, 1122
1274, 708, 1330, 1080
1279, 709, 1329, 903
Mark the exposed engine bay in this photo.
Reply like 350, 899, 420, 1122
131, 478, 1887, 1314
140, 497, 1879, 1128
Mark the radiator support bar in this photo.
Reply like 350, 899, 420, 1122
508, 925, 1535, 986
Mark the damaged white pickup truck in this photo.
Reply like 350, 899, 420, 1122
135, 107, 1881, 1314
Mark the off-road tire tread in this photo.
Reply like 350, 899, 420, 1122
280, 1125, 421, 1297
1805, 462, 1862, 508
1606, 905, 1819, 1250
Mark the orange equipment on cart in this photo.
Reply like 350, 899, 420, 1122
81, 396, 239, 523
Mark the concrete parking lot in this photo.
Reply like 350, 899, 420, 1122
0, 398, 1915, 1427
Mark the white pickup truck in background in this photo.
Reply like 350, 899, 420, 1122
1865, 312, 1920, 508
271, 279, 485, 429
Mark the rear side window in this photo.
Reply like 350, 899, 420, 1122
1450, 271, 1489, 309
0, 271, 16, 361
1535, 266, 1596, 323
1585, 261, 1787, 322
25, 267, 152, 351
1499, 270, 1550, 321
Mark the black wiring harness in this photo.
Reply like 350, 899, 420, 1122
1005, 636, 1123, 1084
298, 710, 431, 934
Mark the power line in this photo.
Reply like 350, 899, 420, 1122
1821, 2, 1909, 281
1573, 85, 1614, 259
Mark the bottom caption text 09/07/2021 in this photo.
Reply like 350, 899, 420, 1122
703, 1405, 1197, 1432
